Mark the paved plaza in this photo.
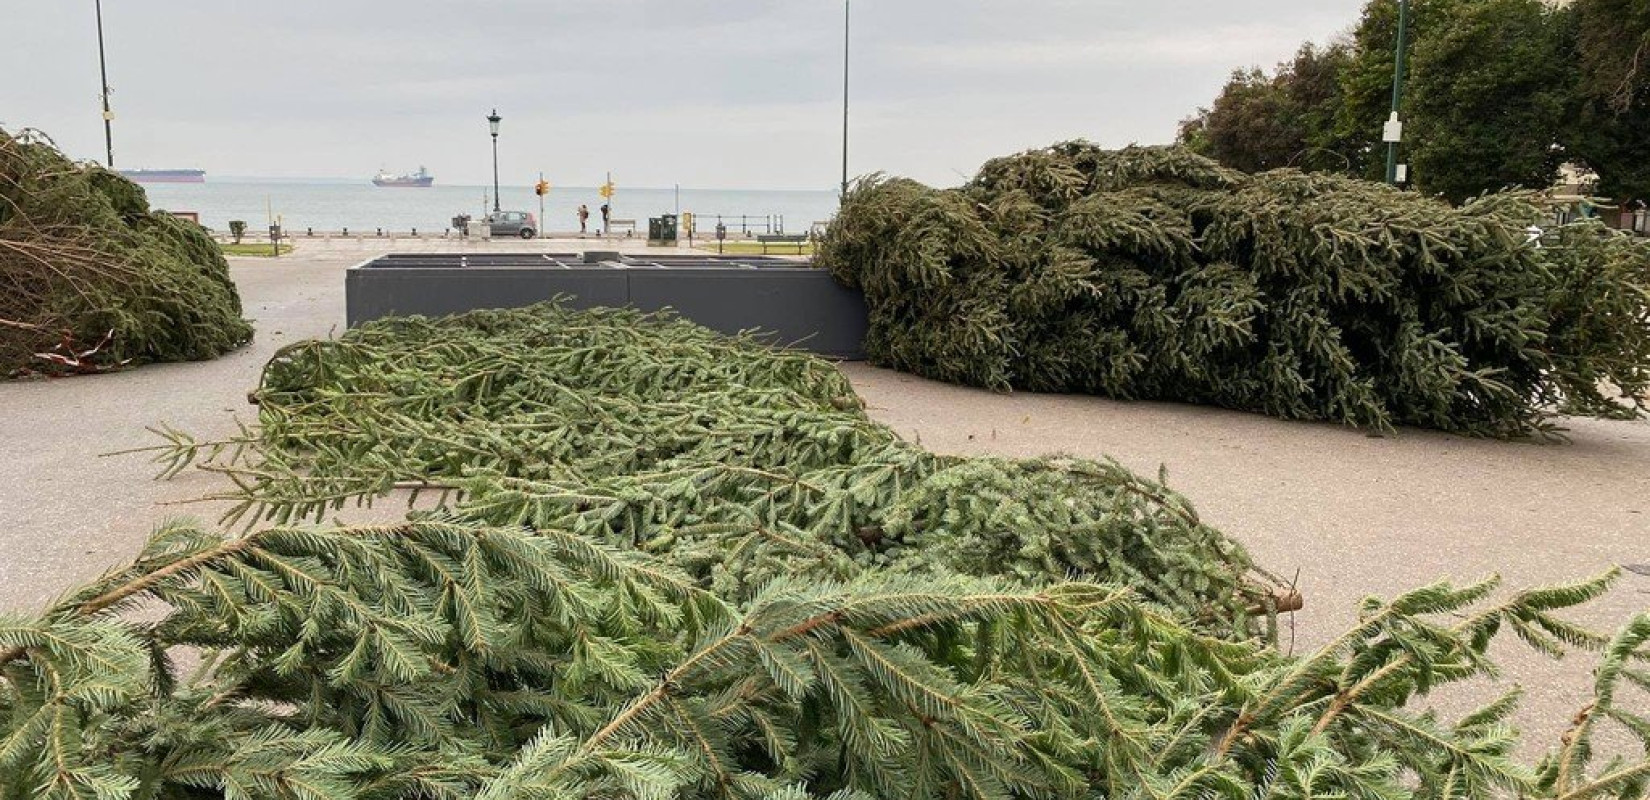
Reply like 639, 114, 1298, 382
1, 244, 1645, 754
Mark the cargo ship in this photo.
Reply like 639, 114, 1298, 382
372, 166, 434, 188
119, 168, 205, 184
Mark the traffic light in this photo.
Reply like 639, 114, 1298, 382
534, 179, 550, 197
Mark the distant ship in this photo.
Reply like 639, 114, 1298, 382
372, 166, 434, 188
119, 168, 205, 184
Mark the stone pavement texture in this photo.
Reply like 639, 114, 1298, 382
1, 245, 1645, 753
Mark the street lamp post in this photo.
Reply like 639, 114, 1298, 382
1384, 0, 1411, 185
840, 0, 850, 201
487, 109, 502, 213
94, 0, 114, 167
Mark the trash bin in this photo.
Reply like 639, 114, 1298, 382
647, 214, 679, 246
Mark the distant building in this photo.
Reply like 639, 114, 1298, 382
1544, 163, 1648, 234
1551, 163, 1598, 200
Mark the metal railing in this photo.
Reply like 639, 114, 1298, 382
682, 214, 786, 236
205, 213, 798, 241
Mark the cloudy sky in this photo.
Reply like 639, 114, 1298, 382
4, 1, 1366, 189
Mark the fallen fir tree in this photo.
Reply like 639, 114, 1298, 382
4, 519, 1647, 800
0, 128, 252, 376
146, 304, 1276, 635
817, 142, 1650, 438
2, 305, 1645, 799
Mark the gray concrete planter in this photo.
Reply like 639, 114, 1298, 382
346, 253, 869, 359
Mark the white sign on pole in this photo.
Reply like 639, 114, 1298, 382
1382, 113, 1404, 144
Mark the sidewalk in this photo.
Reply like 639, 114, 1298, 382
226, 234, 806, 259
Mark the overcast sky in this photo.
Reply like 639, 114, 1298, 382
4, 1, 1366, 189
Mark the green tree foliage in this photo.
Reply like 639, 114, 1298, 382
3, 305, 1649, 798
1563, 0, 1650, 202
1564, 102, 1650, 204
0, 128, 253, 375
818, 142, 1650, 437
1287, 42, 1359, 171
1179, 67, 1297, 172
1193, 0, 1593, 202
1329, 0, 1463, 182
1198, 0, 1650, 202
1179, 44, 1356, 174
1406, 0, 1571, 203
1571, 0, 1650, 114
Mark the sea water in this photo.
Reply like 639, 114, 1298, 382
140, 180, 841, 235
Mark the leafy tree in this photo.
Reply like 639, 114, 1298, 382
1179, 67, 1296, 172
1406, 0, 1572, 203
1179, 44, 1354, 173
1571, 0, 1650, 113
1565, 101, 1650, 203
1562, 0, 1650, 202
1193, 0, 1580, 203
1287, 43, 1360, 171
1328, 0, 1460, 181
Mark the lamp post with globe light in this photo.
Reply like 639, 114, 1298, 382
488, 109, 502, 212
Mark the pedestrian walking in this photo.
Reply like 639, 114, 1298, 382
577, 204, 589, 234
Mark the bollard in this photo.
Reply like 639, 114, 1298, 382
412, 228, 418, 237
343, 227, 349, 237
376, 228, 383, 237
306, 227, 313, 237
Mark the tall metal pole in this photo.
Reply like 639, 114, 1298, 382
840, 0, 850, 201
488, 109, 502, 213
94, 0, 114, 167
1384, 0, 1410, 185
